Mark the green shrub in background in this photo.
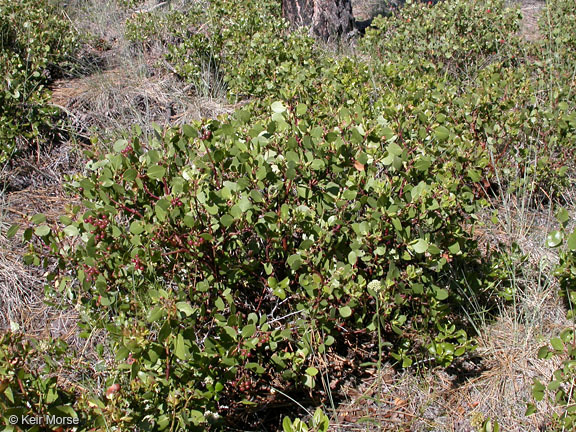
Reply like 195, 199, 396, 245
540, 0, 576, 62
0, 0, 78, 164
362, 0, 576, 203
537, 0, 576, 113
126, 0, 342, 103
361, 0, 522, 80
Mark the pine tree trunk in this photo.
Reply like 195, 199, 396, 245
282, 0, 356, 42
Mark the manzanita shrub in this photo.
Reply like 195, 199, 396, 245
361, 0, 523, 81
126, 0, 292, 98
20, 95, 489, 428
0, 332, 84, 430
540, 0, 576, 67
126, 0, 371, 107
527, 216, 576, 430
362, 0, 576, 203
0, 0, 78, 163
529, 327, 576, 430
9, 0, 576, 429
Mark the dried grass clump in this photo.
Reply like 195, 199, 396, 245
1, 140, 82, 192
0, 223, 43, 332
51, 61, 234, 142
0, 185, 78, 334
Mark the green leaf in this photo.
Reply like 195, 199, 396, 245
387, 142, 403, 156
250, 190, 263, 202
556, 207, 570, 224
6, 224, 19, 239
35, 225, 51, 237
532, 379, 545, 401
242, 324, 256, 338
287, 254, 303, 271
348, 251, 357, 265
129, 221, 144, 235
296, 103, 308, 115
410, 238, 429, 254
174, 333, 189, 360
31, 213, 46, 224
155, 199, 170, 222
434, 126, 450, 141
546, 230, 563, 248
147, 306, 165, 322
339, 306, 352, 318
467, 169, 482, 182
550, 337, 564, 351
113, 139, 128, 152
305, 367, 319, 376
434, 287, 449, 300
147, 165, 166, 180
483, 419, 499, 432
271, 101, 286, 113
238, 196, 252, 212
63, 225, 79, 236
414, 157, 432, 172
176, 302, 195, 317
182, 124, 196, 138
51, 405, 77, 418
537, 345, 552, 359
215, 297, 225, 311
220, 214, 234, 227
525, 403, 537, 416
4, 386, 14, 403
245, 362, 265, 373
282, 417, 293, 432
448, 242, 460, 254
567, 231, 576, 251
157, 414, 171, 429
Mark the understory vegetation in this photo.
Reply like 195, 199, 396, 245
0, 0, 78, 164
1, 0, 575, 430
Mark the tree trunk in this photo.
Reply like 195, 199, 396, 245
282, 0, 356, 42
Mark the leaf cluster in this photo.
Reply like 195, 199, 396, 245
0, 0, 78, 163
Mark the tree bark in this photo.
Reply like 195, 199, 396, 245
282, 0, 356, 42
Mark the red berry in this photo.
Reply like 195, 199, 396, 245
106, 383, 121, 397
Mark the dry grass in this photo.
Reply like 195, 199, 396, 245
509, 0, 545, 42
51, 63, 234, 141
0, 181, 78, 333
0, 133, 83, 334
